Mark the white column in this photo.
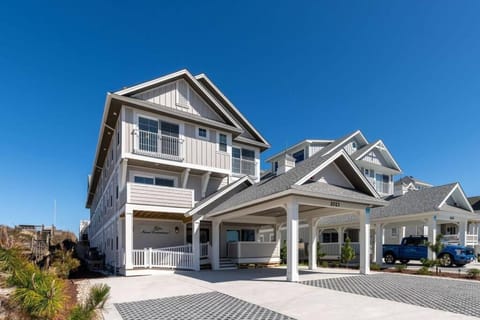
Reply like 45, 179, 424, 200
337, 227, 344, 257
212, 219, 220, 270
308, 217, 317, 270
359, 208, 371, 274
401, 226, 406, 239
183, 223, 188, 245
423, 225, 428, 236
427, 216, 437, 260
192, 215, 201, 271
286, 200, 299, 282
459, 219, 468, 246
275, 223, 282, 262
124, 208, 133, 270
375, 223, 384, 265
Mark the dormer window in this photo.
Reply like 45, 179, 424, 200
292, 150, 305, 163
197, 127, 208, 140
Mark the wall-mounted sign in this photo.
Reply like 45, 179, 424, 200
141, 225, 169, 235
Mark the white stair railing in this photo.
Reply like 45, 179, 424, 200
131, 243, 209, 270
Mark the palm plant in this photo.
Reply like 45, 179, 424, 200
69, 283, 110, 320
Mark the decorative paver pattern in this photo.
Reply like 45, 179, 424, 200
114, 291, 295, 320
301, 273, 480, 317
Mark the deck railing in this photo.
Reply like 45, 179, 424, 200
232, 158, 256, 177
133, 129, 183, 161
319, 242, 360, 257
131, 243, 209, 270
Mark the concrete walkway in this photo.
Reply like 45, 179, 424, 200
84, 267, 479, 320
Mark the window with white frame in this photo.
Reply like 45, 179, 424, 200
137, 116, 180, 156
134, 175, 175, 187
232, 147, 255, 176
292, 149, 305, 163
218, 133, 227, 152
197, 127, 208, 140
391, 227, 398, 237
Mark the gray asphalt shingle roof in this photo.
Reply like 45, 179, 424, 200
208, 130, 381, 215
469, 196, 480, 211
371, 183, 458, 219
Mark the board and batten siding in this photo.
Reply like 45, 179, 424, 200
132, 79, 223, 122
127, 182, 194, 208
360, 150, 389, 167
184, 124, 230, 170
123, 107, 230, 171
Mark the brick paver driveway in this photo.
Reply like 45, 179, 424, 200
114, 292, 295, 320
301, 273, 480, 317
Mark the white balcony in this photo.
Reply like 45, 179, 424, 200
133, 129, 183, 161
232, 158, 257, 177
127, 182, 194, 209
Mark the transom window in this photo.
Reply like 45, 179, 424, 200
218, 133, 227, 152
134, 175, 175, 187
292, 149, 305, 163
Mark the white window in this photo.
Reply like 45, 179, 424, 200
218, 133, 227, 152
197, 127, 209, 140
134, 175, 175, 187
391, 228, 398, 237
232, 147, 256, 176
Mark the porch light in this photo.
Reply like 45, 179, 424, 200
175, 226, 179, 234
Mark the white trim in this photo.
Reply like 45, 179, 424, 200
294, 149, 381, 199
175, 80, 191, 109
217, 132, 229, 153
186, 176, 253, 217
354, 140, 402, 172
195, 73, 270, 147
437, 183, 474, 212
196, 126, 209, 140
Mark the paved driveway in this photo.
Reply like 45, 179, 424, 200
86, 268, 480, 320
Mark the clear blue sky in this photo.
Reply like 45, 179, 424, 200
1, 1, 479, 233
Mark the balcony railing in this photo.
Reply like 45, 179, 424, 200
232, 158, 256, 177
127, 182, 194, 209
133, 129, 183, 161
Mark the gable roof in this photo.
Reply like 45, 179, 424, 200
115, 69, 243, 130
207, 147, 384, 216
265, 139, 333, 163
350, 139, 402, 172
469, 196, 480, 211
372, 183, 473, 219
395, 176, 432, 187
185, 176, 253, 217
195, 74, 270, 149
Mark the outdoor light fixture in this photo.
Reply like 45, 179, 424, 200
175, 226, 179, 234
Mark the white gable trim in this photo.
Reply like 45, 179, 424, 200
323, 130, 368, 156
438, 183, 474, 212
114, 69, 243, 131
195, 73, 270, 147
294, 149, 381, 199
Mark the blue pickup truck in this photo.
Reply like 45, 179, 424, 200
383, 236, 475, 267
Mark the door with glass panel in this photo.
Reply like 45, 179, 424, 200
160, 121, 179, 156
138, 117, 159, 153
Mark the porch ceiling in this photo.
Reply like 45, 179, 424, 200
121, 210, 193, 223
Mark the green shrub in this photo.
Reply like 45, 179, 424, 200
70, 283, 110, 320
416, 266, 432, 275
12, 268, 65, 319
395, 264, 406, 273
370, 263, 381, 271
467, 268, 480, 279
51, 249, 80, 279
280, 241, 287, 264
341, 238, 355, 268
420, 258, 436, 268
0, 247, 25, 274
321, 261, 329, 268
334, 262, 340, 268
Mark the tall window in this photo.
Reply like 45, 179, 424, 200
134, 175, 175, 187
139, 117, 158, 152
160, 121, 179, 156
273, 161, 278, 173
292, 149, 305, 163
218, 134, 227, 152
375, 174, 390, 193
232, 147, 255, 176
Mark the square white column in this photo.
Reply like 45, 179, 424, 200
427, 216, 437, 260
275, 223, 282, 262
337, 227, 344, 257
116, 218, 123, 273
212, 219, 220, 270
375, 223, 384, 265
124, 209, 133, 270
459, 219, 468, 246
308, 217, 317, 270
359, 208, 371, 274
286, 200, 299, 282
192, 215, 201, 271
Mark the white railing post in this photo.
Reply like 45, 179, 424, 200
144, 248, 149, 268
148, 247, 153, 268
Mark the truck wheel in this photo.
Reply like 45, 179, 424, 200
384, 253, 396, 264
400, 260, 410, 264
439, 254, 453, 267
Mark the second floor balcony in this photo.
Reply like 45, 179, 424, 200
133, 129, 184, 161
127, 182, 194, 209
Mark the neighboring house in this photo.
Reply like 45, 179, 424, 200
393, 176, 433, 196
86, 70, 385, 280
260, 136, 480, 262
469, 196, 480, 214
79, 220, 90, 241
